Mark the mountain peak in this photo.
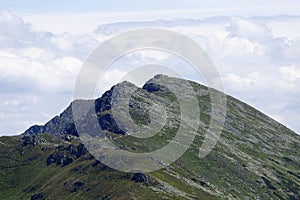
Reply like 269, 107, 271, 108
10, 75, 300, 199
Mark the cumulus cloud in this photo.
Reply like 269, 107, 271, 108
0, 93, 71, 135
0, 10, 99, 95
0, 10, 99, 135
0, 48, 83, 94
95, 16, 300, 133
227, 17, 271, 42
279, 65, 300, 82
0, 9, 32, 48
1, 9, 300, 135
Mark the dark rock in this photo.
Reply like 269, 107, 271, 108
131, 173, 148, 183
25, 125, 43, 135
200, 181, 207, 186
67, 144, 86, 157
261, 177, 276, 190
46, 154, 54, 166
28, 155, 38, 161
36, 137, 46, 144
191, 177, 197, 182
142, 82, 162, 92
72, 181, 85, 192
100, 165, 109, 171
46, 153, 64, 166
92, 160, 101, 167
24, 103, 79, 136
22, 136, 33, 146
287, 170, 300, 179
66, 144, 75, 154
75, 144, 87, 158
98, 113, 125, 135
56, 157, 63, 165
23, 83, 140, 137
41, 147, 48, 151
65, 135, 71, 141
101, 195, 110, 200
62, 157, 74, 166
32, 135, 36, 146
31, 192, 44, 200
283, 157, 293, 163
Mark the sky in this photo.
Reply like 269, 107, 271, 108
0, 1, 300, 135
1, 0, 300, 14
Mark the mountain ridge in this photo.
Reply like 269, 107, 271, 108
1, 74, 299, 199
24, 74, 298, 139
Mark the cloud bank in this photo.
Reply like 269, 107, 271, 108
0, 10, 99, 135
0, 9, 300, 135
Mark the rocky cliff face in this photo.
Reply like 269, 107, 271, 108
24, 74, 183, 137
2, 75, 299, 199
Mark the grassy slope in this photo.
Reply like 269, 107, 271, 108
0, 134, 215, 200
0, 78, 299, 199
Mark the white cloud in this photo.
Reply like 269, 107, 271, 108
228, 17, 270, 42
50, 34, 74, 51
0, 10, 99, 95
0, 93, 71, 135
0, 9, 31, 47
279, 65, 300, 82
18, 47, 55, 61
0, 10, 99, 135
0, 50, 83, 93
1, 9, 300, 135
268, 17, 300, 40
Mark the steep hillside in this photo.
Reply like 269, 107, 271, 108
1, 75, 299, 200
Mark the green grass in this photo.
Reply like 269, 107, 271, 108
1, 77, 299, 199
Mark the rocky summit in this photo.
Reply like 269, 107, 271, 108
0, 75, 299, 199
